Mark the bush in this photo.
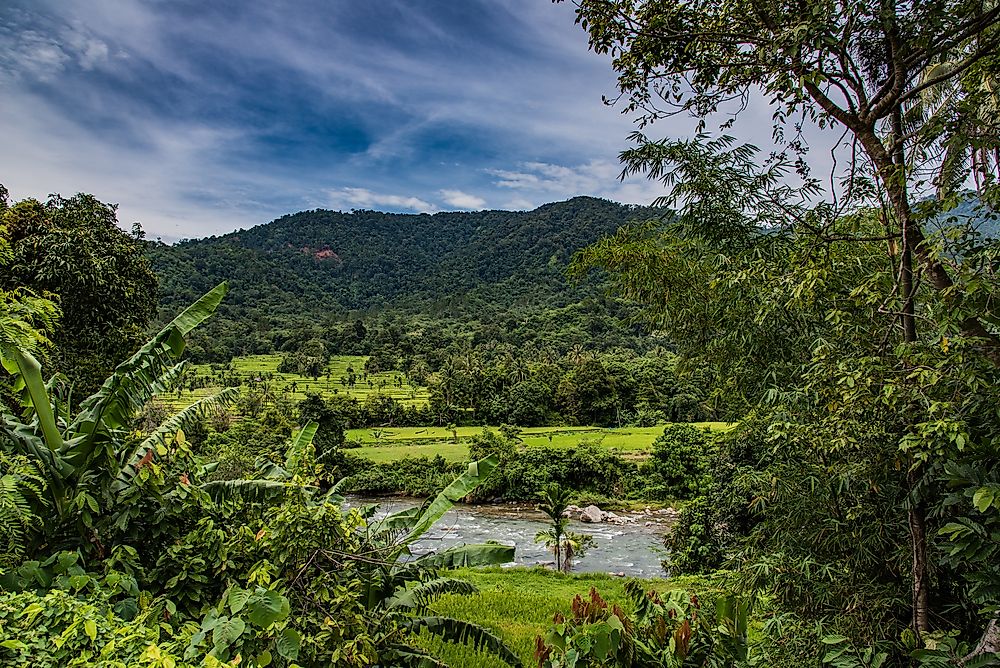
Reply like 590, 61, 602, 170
640, 424, 715, 501
343, 455, 464, 497
497, 442, 642, 501
662, 495, 724, 575
0, 588, 208, 668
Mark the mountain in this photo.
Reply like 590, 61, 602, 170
147, 197, 665, 359
150, 196, 659, 316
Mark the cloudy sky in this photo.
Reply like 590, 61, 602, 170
1, 0, 787, 241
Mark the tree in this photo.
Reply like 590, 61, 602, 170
566, 0, 1000, 647
296, 392, 353, 468
555, 358, 617, 425
535, 483, 576, 572
0, 189, 158, 396
564, 1, 1000, 340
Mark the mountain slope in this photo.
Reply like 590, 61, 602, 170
149, 197, 660, 318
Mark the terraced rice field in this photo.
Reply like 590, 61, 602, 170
157, 354, 430, 412
347, 423, 732, 462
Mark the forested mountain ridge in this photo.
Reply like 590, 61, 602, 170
150, 197, 661, 317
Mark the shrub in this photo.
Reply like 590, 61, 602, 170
662, 495, 724, 575
641, 424, 714, 501
0, 588, 213, 668
343, 455, 463, 497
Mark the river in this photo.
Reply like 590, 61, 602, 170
347, 497, 669, 578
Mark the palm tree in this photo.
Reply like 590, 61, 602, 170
535, 483, 573, 572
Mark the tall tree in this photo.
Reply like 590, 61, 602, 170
564, 0, 1000, 349
0, 189, 158, 396
564, 0, 1000, 651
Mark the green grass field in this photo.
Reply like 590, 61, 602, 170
347, 423, 732, 462
415, 567, 718, 667
157, 354, 430, 411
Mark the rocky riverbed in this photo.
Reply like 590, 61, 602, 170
348, 496, 676, 578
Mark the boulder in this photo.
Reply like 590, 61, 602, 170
580, 505, 604, 523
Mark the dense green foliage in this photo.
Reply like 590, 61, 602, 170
562, 0, 1000, 661
6, 0, 1000, 658
536, 583, 748, 668
0, 187, 157, 396
186, 349, 713, 429
0, 285, 525, 667
148, 198, 665, 364
640, 425, 714, 502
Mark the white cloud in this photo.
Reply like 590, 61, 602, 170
504, 196, 534, 210
0, 89, 279, 243
327, 187, 436, 213
438, 189, 485, 210
0, 0, 844, 242
487, 159, 668, 208
0, 30, 70, 81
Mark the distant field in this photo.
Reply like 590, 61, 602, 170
347, 423, 731, 462
157, 354, 430, 412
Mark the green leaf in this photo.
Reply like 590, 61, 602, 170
392, 455, 500, 557
228, 587, 250, 615
276, 628, 301, 660
413, 543, 515, 569
211, 616, 245, 651
973, 486, 995, 512
285, 421, 318, 470
592, 626, 612, 660
69, 282, 229, 462
387, 578, 477, 611
246, 589, 287, 628
84, 619, 97, 641
199, 478, 301, 505
4, 349, 64, 454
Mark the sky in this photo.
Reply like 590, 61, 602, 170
1, 0, 793, 242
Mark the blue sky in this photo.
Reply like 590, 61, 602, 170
1, 0, 786, 241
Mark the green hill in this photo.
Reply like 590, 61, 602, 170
148, 197, 666, 360
151, 197, 658, 312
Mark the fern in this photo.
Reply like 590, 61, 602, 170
0, 452, 46, 565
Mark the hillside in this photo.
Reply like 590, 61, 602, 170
148, 197, 666, 359
150, 197, 660, 316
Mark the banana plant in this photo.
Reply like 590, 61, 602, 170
355, 455, 523, 667
0, 283, 235, 540
196, 421, 322, 505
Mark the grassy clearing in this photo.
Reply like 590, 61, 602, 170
415, 567, 718, 667
350, 442, 470, 463
347, 423, 732, 462
157, 354, 430, 412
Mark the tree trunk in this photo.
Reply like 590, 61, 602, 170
962, 618, 1000, 665
857, 121, 933, 637
855, 129, 1000, 356
908, 471, 931, 636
